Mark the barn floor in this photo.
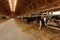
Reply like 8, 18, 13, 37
0, 18, 60, 40
16, 19, 60, 40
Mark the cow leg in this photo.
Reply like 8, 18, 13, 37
39, 20, 42, 29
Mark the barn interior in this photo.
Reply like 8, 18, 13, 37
0, 0, 60, 40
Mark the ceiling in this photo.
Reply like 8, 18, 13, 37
0, 0, 60, 16
0, 0, 11, 16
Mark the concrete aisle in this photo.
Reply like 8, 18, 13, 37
0, 18, 34, 40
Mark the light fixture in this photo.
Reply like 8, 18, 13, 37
8, 0, 17, 12
53, 11, 60, 15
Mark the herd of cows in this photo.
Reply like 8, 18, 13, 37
0, 13, 60, 29
17, 13, 60, 29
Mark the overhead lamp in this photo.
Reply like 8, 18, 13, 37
8, 0, 17, 12
53, 11, 60, 15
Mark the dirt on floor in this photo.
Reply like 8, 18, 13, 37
15, 19, 60, 40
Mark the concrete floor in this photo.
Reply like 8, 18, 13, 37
0, 18, 34, 40
0, 18, 60, 40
